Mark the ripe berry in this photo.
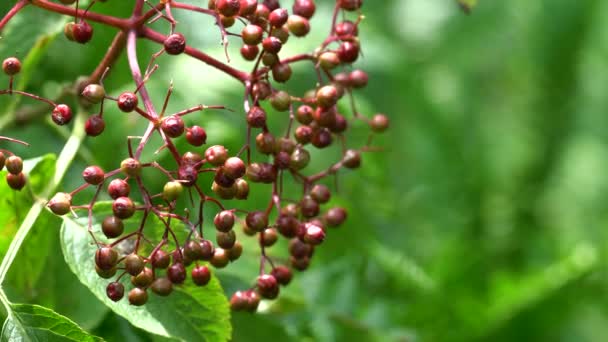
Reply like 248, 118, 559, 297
325, 207, 348, 227
274, 151, 291, 170
272, 63, 292, 83
310, 184, 331, 203
0, 152, 4, 171
128, 288, 148, 306
269, 8, 288, 27
339, 0, 362, 11
192, 265, 211, 286
336, 20, 358, 37
151, 277, 173, 296
214, 210, 235, 232
73, 21, 93, 44
330, 113, 348, 133
210, 248, 230, 268
177, 165, 198, 186
5, 156, 22, 175
277, 215, 298, 238
186, 126, 207, 146
230, 291, 249, 311
101, 216, 124, 238
96, 265, 117, 279
2, 57, 21, 76
6, 173, 25, 190
300, 195, 320, 217
245, 290, 261, 312
290, 255, 310, 271
259, 228, 278, 247
51, 104, 72, 125
262, 36, 282, 54
199, 240, 215, 261
112, 196, 135, 219
204, 145, 229, 166
216, 0, 241, 17
212, 181, 237, 199
183, 240, 204, 260
311, 127, 333, 148
81, 84, 105, 104
256, 274, 279, 299
295, 125, 313, 144
163, 181, 183, 201
125, 254, 145, 276
167, 263, 187, 284
164, 33, 187, 55
95, 247, 118, 271
370, 113, 390, 133
227, 241, 243, 261
48, 192, 72, 216
342, 149, 361, 168
151, 250, 171, 269
246, 106, 267, 128
161, 115, 185, 138
287, 15, 310, 37
349, 69, 369, 88
106, 282, 124, 302
271, 266, 293, 285
263, 0, 280, 11
131, 267, 154, 287
289, 238, 313, 258
246, 211, 268, 232
242, 25, 264, 45
234, 179, 249, 199
214, 168, 236, 187
296, 105, 314, 124
239, 0, 257, 16
117, 92, 138, 112
223, 157, 246, 180
293, 0, 316, 19
120, 158, 141, 177
337, 41, 360, 63
240, 44, 259, 61
256, 132, 276, 154
85, 115, 105, 136
107, 179, 130, 199
82, 165, 105, 185
252, 81, 271, 100
303, 222, 326, 245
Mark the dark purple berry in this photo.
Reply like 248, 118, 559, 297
192, 265, 211, 286
106, 282, 124, 302
164, 33, 187, 55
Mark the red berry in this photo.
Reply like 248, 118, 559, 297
117, 92, 138, 112
107, 179, 130, 199
293, 0, 316, 19
51, 104, 72, 125
337, 41, 360, 63
262, 36, 282, 54
339, 0, 362, 11
191, 265, 211, 286
216, 0, 241, 17
161, 115, 185, 138
2, 57, 21, 76
186, 126, 207, 146
106, 282, 124, 302
85, 115, 105, 136
269, 8, 288, 27
73, 21, 93, 44
256, 274, 279, 299
164, 33, 187, 55
112, 196, 135, 219
287, 15, 310, 37
240, 44, 259, 61
82, 165, 105, 185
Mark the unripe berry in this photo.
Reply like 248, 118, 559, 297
239, 0, 257, 16
227, 241, 243, 261
310, 184, 331, 203
0, 152, 5, 171
336, 20, 359, 37
192, 265, 211, 286
164, 33, 187, 55
64, 22, 76, 41
287, 15, 310, 37
82, 165, 105, 185
81, 84, 105, 104
339, 0, 362, 11
95, 265, 117, 279
51, 104, 72, 125
272, 26, 290, 44
223, 157, 246, 179
107, 179, 130, 199
186, 126, 207, 146
269, 8, 288, 27
296, 105, 314, 124
256, 274, 279, 299
167, 263, 187, 284
216, 0, 241, 17
210, 248, 230, 268
242, 25, 264, 45
316, 85, 339, 108
120, 158, 141, 177
124, 254, 145, 276
101, 216, 124, 238
295, 125, 313, 144
246, 211, 269, 232
271, 266, 293, 285
270, 91, 291, 112
160, 115, 185, 138
214, 210, 235, 232
182, 151, 203, 168
234, 178, 250, 199
151, 250, 171, 269
95, 247, 118, 271
117, 92, 138, 112
240, 44, 259, 61
85, 115, 105, 136
246, 162, 277, 183
205, 145, 229, 166
184, 240, 205, 260
128, 288, 148, 306
272, 63, 292, 83
131, 267, 154, 287
342, 149, 361, 169
48, 192, 72, 216
7, 173, 25, 191
349, 69, 369, 88
211, 181, 237, 199
256, 132, 276, 154
262, 36, 282, 54
370, 113, 390, 133
106, 282, 124, 302
290, 147, 310, 170
217, 230, 236, 249
151, 277, 173, 296
259, 228, 278, 247
246, 106, 267, 128
300, 195, 320, 217
5, 156, 22, 175
293, 0, 316, 19
112, 196, 135, 219
73, 21, 93, 44
163, 181, 183, 201
2, 57, 21, 76
319, 52, 341, 70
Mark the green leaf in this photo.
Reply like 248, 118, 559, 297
1, 303, 102, 342
60, 210, 232, 342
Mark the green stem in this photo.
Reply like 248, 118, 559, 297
0, 112, 86, 311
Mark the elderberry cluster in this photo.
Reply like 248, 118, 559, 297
2, 0, 388, 311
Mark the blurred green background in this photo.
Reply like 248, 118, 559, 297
4, 0, 608, 341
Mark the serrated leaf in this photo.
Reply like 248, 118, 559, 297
60, 209, 232, 342
1, 304, 102, 342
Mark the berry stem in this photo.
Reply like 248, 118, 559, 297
30, 0, 128, 30
0, 0, 28, 33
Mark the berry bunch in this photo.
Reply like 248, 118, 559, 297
2, 0, 388, 311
